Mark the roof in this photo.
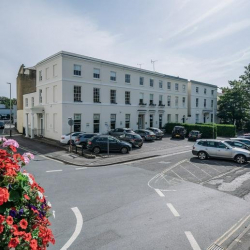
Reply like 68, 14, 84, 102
190, 80, 217, 88
36, 51, 189, 82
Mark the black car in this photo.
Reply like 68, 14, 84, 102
119, 133, 143, 148
188, 130, 202, 141
87, 135, 132, 154
134, 129, 156, 141
146, 127, 164, 140
0, 121, 4, 129
224, 140, 250, 151
74, 133, 99, 147
172, 126, 186, 139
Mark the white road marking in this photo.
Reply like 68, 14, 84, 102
167, 203, 180, 217
75, 167, 87, 170
171, 170, 185, 181
158, 161, 171, 164
188, 161, 212, 177
180, 165, 202, 182
61, 207, 83, 250
155, 189, 165, 197
46, 170, 62, 173
53, 210, 55, 219
41, 155, 64, 164
185, 231, 201, 250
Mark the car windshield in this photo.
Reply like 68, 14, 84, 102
125, 129, 133, 133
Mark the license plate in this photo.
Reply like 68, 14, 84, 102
176, 135, 180, 137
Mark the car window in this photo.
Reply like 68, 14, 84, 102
234, 142, 244, 147
218, 143, 227, 149
133, 135, 141, 139
197, 141, 207, 146
207, 141, 218, 147
239, 140, 250, 145
126, 134, 133, 138
109, 137, 117, 143
84, 134, 94, 138
97, 137, 108, 142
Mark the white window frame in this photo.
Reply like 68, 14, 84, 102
182, 97, 186, 107
167, 96, 171, 107
175, 83, 179, 91
125, 74, 130, 83
159, 80, 163, 89
125, 91, 130, 104
39, 70, 42, 81
175, 96, 179, 107
93, 68, 100, 79
93, 88, 100, 103
150, 79, 154, 87
110, 90, 116, 104
74, 86, 82, 102
74, 64, 81, 76
196, 98, 199, 107
196, 87, 199, 93
182, 84, 186, 92
167, 82, 171, 90
39, 89, 42, 104
110, 71, 116, 81
25, 98, 28, 107
140, 77, 144, 86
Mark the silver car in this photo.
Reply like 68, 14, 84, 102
192, 139, 250, 164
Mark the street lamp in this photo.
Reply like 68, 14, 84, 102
6, 83, 11, 137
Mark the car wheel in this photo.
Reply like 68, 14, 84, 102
93, 147, 101, 154
235, 154, 246, 164
198, 151, 207, 160
139, 144, 143, 148
121, 147, 128, 154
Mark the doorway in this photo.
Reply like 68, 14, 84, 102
40, 118, 44, 136
138, 114, 145, 129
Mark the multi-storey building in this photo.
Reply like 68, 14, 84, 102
188, 80, 217, 124
19, 51, 216, 141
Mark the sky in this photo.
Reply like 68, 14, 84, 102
0, 0, 250, 97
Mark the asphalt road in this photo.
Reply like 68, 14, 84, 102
17, 143, 250, 250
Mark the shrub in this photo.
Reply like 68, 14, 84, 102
217, 124, 236, 137
0, 137, 55, 249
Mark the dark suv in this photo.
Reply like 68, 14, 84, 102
74, 133, 99, 148
172, 126, 186, 139
146, 127, 164, 140
87, 135, 132, 154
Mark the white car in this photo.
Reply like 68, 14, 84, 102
60, 132, 83, 144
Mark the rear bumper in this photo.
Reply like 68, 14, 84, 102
192, 150, 198, 156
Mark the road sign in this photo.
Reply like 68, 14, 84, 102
68, 119, 74, 126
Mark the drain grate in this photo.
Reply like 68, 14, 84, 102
207, 244, 225, 250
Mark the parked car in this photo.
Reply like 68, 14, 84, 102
60, 132, 83, 144
119, 133, 143, 148
192, 139, 250, 164
188, 130, 202, 141
146, 127, 164, 140
109, 128, 135, 137
224, 140, 250, 151
0, 121, 4, 129
134, 129, 156, 141
172, 126, 186, 139
238, 135, 250, 140
230, 138, 250, 146
87, 135, 132, 154
74, 133, 99, 147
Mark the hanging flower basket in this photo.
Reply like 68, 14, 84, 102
0, 138, 55, 249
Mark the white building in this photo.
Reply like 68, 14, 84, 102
188, 80, 217, 124
21, 51, 216, 141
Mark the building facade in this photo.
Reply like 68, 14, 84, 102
20, 51, 217, 141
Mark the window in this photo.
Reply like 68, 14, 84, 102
211, 90, 214, 95
93, 88, 100, 103
125, 114, 130, 128
31, 97, 34, 107
182, 85, 186, 92
93, 68, 100, 79
204, 88, 207, 94
159, 80, 163, 89
139, 93, 144, 104
207, 141, 218, 147
182, 97, 186, 107
110, 71, 116, 81
125, 91, 130, 104
74, 114, 81, 132
46, 67, 49, 80
211, 113, 213, 123
53, 85, 57, 103
175, 114, 178, 122
167, 82, 171, 90
159, 114, 163, 129
110, 114, 116, 129
46, 87, 49, 104
175, 96, 179, 107
167, 96, 171, 107
175, 83, 179, 91
53, 113, 57, 132
74, 86, 81, 102
140, 77, 144, 85
25, 98, 28, 107
195, 114, 199, 123
167, 114, 171, 123
150, 79, 154, 87
53, 64, 57, 77
150, 114, 153, 127
39, 70, 42, 81
149, 94, 154, 105
204, 99, 206, 108
110, 90, 116, 104
93, 114, 100, 133
196, 87, 199, 93
125, 74, 130, 83
196, 98, 199, 107
211, 100, 214, 108
159, 95, 163, 105
39, 89, 42, 103
74, 65, 81, 76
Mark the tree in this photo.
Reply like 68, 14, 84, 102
0, 96, 17, 109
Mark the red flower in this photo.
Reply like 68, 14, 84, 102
9, 145, 17, 152
6, 216, 13, 225
0, 224, 4, 234
23, 232, 32, 242
0, 187, 9, 205
8, 237, 19, 248
0, 214, 4, 223
24, 194, 30, 200
30, 239, 38, 250
19, 219, 28, 229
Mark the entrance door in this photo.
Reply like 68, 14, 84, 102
138, 114, 144, 129
203, 115, 206, 123
40, 118, 44, 136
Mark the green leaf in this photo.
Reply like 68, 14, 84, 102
9, 190, 21, 202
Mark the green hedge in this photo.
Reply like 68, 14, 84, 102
164, 123, 217, 139
216, 124, 236, 137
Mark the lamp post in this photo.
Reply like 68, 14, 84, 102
7, 83, 11, 137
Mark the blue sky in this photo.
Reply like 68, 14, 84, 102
0, 0, 250, 97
